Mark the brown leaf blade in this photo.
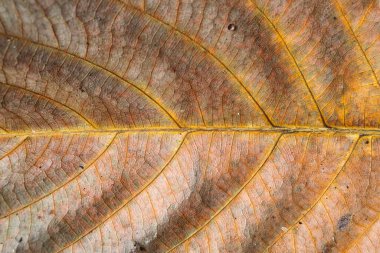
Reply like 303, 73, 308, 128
0, 0, 379, 253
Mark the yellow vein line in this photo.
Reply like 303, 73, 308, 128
344, 214, 379, 252
0, 136, 27, 160
56, 132, 189, 253
166, 133, 283, 252
0, 33, 181, 128
0, 133, 118, 219
0, 125, 8, 133
250, 2, 328, 127
119, 1, 275, 127
333, 0, 379, 87
264, 135, 360, 252
0, 126, 380, 137
355, 2, 374, 32
344, 135, 379, 251
0, 82, 97, 129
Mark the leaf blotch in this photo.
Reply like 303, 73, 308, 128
337, 213, 352, 231
322, 241, 336, 253
133, 242, 146, 252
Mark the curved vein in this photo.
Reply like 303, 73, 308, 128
0, 133, 118, 219
56, 132, 189, 253
0, 33, 181, 128
333, 0, 379, 87
118, 1, 275, 127
264, 136, 360, 252
0, 82, 97, 129
0, 125, 8, 133
344, 214, 379, 252
167, 133, 283, 252
0, 136, 27, 160
249, 1, 328, 127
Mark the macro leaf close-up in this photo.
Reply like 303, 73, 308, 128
0, 0, 379, 252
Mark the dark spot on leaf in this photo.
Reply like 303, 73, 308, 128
228, 24, 237, 31
230, 160, 240, 169
132, 241, 146, 252
298, 221, 303, 224
346, 185, 349, 189
337, 214, 352, 231
18, 237, 23, 243
365, 140, 369, 144
322, 241, 335, 253
333, 16, 337, 20
79, 165, 84, 169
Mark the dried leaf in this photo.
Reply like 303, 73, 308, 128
0, 0, 378, 253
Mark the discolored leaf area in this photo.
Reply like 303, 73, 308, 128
0, 0, 379, 252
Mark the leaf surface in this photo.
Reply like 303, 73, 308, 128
0, 0, 379, 253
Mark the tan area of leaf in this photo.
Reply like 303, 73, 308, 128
0, 0, 379, 253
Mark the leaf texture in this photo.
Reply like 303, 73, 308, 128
0, 0, 379, 253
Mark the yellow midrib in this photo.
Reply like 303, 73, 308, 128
1, 126, 380, 138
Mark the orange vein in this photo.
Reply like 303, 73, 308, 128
0, 33, 181, 128
0, 136, 27, 160
167, 133, 283, 252
0, 125, 8, 132
119, 1, 275, 127
344, 215, 379, 252
56, 132, 189, 253
251, 2, 328, 127
0, 133, 118, 219
0, 82, 97, 129
333, 0, 379, 87
264, 136, 360, 252
0, 126, 379, 138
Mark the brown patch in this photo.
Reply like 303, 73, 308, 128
337, 214, 352, 231
322, 240, 336, 253
133, 242, 147, 252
